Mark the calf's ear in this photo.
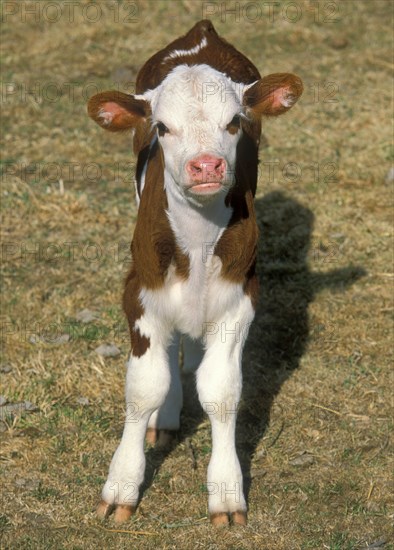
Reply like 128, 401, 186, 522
87, 91, 150, 131
243, 73, 303, 118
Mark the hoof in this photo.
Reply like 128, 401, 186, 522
210, 512, 229, 526
97, 499, 114, 519
231, 510, 247, 526
96, 500, 136, 523
145, 427, 158, 445
155, 429, 176, 450
145, 428, 176, 449
113, 504, 136, 523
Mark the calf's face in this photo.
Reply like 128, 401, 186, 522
144, 65, 243, 201
88, 65, 303, 204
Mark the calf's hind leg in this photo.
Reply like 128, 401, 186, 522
146, 332, 182, 448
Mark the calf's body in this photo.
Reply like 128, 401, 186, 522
88, 20, 302, 525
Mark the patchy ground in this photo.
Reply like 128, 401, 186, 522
1, 1, 393, 548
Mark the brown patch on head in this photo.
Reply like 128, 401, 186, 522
136, 19, 260, 94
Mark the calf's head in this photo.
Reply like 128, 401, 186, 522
88, 65, 303, 205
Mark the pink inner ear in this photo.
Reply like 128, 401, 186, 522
271, 86, 293, 109
99, 102, 128, 124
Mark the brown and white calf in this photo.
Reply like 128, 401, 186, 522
88, 20, 303, 526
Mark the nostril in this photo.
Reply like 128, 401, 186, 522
187, 162, 201, 174
215, 159, 225, 172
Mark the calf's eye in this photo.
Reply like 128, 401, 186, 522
230, 115, 241, 126
157, 121, 170, 136
226, 114, 241, 134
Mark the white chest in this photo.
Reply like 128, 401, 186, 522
139, 185, 243, 339
140, 251, 243, 339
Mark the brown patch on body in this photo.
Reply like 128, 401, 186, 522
215, 190, 258, 283
215, 194, 259, 310
123, 270, 150, 358
123, 139, 190, 358
214, 124, 260, 309
129, 139, 190, 289
130, 326, 150, 358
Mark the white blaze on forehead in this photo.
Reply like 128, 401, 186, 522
144, 65, 243, 132
162, 37, 208, 62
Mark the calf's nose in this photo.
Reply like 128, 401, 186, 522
186, 155, 226, 183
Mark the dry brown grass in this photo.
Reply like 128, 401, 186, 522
1, 1, 393, 548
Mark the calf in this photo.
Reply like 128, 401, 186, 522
88, 20, 303, 526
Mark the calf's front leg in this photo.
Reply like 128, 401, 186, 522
197, 294, 254, 526
97, 322, 171, 523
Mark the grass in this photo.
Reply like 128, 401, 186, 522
1, 0, 393, 548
